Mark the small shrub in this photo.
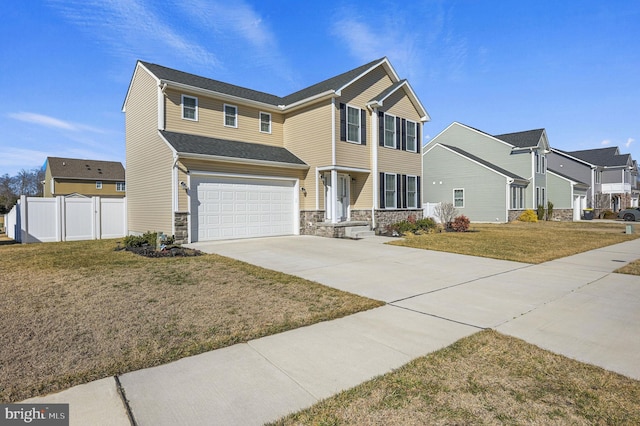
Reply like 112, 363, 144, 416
518, 210, 538, 222
387, 216, 438, 236
450, 215, 470, 232
546, 201, 554, 221
434, 202, 457, 225
602, 210, 617, 219
536, 204, 546, 221
123, 231, 158, 248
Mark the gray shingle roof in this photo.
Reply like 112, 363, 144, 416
47, 157, 125, 181
141, 57, 387, 108
494, 129, 545, 148
441, 145, 528, 183
548, 168, 589, 187
160, 131, 307, 167
566, 147, 630, 167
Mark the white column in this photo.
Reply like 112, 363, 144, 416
331, 169, 338, 223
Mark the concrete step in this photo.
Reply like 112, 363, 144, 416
344, 225, 371, 238
353, 230, 376, 239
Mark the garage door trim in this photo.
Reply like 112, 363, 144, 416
188, 171, 300, 243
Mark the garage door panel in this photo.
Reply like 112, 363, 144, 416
191, 176, 295, 242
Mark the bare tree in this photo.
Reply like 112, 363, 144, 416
13, 168, 43, 197
0, 173, 16, 213
434, 202, 457, 226
594, 192, 610, 218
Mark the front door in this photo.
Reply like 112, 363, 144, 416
337, 174, 349, 221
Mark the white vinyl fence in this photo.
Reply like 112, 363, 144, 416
423, 202, 442, 223
5, 196, 127, 243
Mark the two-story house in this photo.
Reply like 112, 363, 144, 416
43, 157, 126, 198
123, 58, 429, 243
422, 122, 585, 222
548, 147, 638, 212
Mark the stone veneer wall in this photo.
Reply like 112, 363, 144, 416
350, 209, 372, 222
508, 209, 575, 222
299, 210, 326, 235
174, 212, 189, 244
375, 209, 424, 235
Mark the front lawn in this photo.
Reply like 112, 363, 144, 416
272, 330, 640, 425
0, 239, 382, 403
390, 221, 639, 264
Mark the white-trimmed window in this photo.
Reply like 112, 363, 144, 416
595, 170, 602, 184
116, 182, 126, 192
406, 120, 417, 152
536, 187, 546, 206
224, 104, 237, 127
259, 112, 271, 133
511, 186, 524, 209
384, 113, 396, 148
406, 175, 418, 208
181, 95, 198, 121
453, 188, 464, 208
385, 173, 397, 208
346, 105, 361, 143
96, 181, 102, 190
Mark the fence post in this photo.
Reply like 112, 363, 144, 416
57, 196, 64, 242
94, 196, 101, 240
19, 195, 27, 243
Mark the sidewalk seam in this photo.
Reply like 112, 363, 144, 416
114, 375, 138, 426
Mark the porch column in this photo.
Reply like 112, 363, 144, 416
331, 169, 338, 224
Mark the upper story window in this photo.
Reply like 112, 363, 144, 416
595, 170, 602, 184
535, 152, 546, 174
116, 182, 126, 192
346, 105, 361, 143
406, 120, 417, 153
259, 112, 271, 133
96, 181, 103, 190
224, 104, 237, 127
181, 95, 198, 121
384, 114, 396, 148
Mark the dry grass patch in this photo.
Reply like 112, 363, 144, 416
615, 259, 640, 275
272, 330, 640, 425
0, 239, 382, 403
391, 221, 639, 263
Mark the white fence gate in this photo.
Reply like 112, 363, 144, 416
423, 202, 442, 223
5, 196, 127, 243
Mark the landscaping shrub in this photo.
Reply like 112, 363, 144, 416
537, 204, 546, 220
518, 210, 538, 222
547, 201, 554, 221
388, 217, 438, 236
450, 215, 470, 232
602, 210, 617, 219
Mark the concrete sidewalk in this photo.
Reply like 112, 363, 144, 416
22, 237, 640, 425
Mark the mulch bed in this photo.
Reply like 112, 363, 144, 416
122, 245, 202, 258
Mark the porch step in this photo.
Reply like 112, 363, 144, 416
344, 225, 375, 239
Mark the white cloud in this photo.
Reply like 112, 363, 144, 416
601, 139, 611, 146
626, 137, 634, 148
8, 112, 106, 134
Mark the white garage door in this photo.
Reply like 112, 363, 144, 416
191, 175, 296, 242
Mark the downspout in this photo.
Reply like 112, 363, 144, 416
330, 97, 337, 223
506, 178, 513, 222
531, 149, 536, 208
172, 153, 179, 236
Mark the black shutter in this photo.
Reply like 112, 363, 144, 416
396, 173, 402, 208
361, 109, 366, 145
416, 123, 421, 154
339, 103, 346, 141
395, 117, 401, 150
379, 172, 385, 208
417, 176, 421, 206
402, 174, 408, 208
401, 119, 407, 151
378, 111, 384, 146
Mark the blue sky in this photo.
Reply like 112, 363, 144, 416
1, 1, 638, 177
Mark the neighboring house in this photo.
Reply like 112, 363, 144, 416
123, 57, 430, 243
43, 157, 126, 198
422, 122, 582, 222
548, 147, 638, 211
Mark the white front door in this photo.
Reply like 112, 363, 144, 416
337, 174, 349, 221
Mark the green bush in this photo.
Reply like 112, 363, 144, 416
547, 201, 554, 221
518, 210, 538, 222
602, 210, 617, 219
123, 231, 158, 248
388, 216, 438, 236
537, 204, 546, 220
450, 215, 470, 232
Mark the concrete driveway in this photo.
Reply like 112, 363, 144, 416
192, 235, 640, 379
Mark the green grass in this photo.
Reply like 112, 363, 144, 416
271, 331, 640, 425
390, 221, 639, 264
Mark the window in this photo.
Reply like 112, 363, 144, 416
259, 112, 271, 133
595, 170, 602, 184
96, 181, 102, 190
181, 95, 198, 121
453, 188, 464, 208
541, 155, 546, 174
384, 114, 396, 148
116, 182, 126, 192
406, 120, 417, 152
511, 186, 524, 209
224, 104, 237, 127
346, 105, 361, 143
385, 173, 397, 208
536, 187, 546, 206
406, 175, 418, 208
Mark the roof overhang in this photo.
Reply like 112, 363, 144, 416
177, 152, 309, 170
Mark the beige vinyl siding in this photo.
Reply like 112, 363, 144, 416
164, 88, 284, 146
378, 148, 422, 177
283, 100, 333, 211
51, 180, 124, 197
382, 89, 422, 123
44, 166, 54, 197
125, 65, 175, 235
423, 144, 509, 222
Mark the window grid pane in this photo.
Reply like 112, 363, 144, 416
225, 105, 237, 127
406, 122, 416, 152
384, 115, 395, 147
385, 174, 396, 208
260, 113, 270, 133
407, 176, 417, 208
183, 97, 196, 120
347, 106, 360, 142
454, 189, 464, 208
